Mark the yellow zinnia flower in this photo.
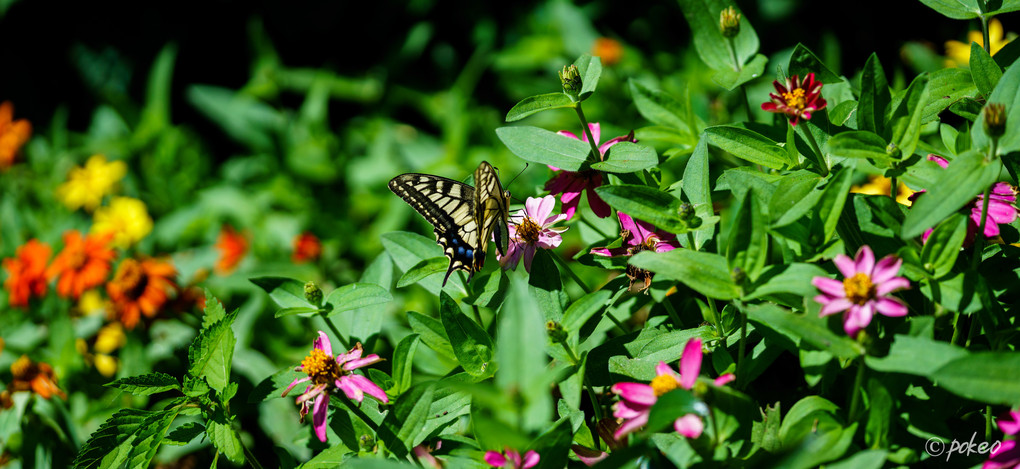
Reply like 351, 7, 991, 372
945, 18, 1013, 67
56, 155, 127, 211
851, 175, 916, 206
92, 197, 153, 248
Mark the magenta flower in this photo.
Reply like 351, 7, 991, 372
282, 331, 389, 442
610, 338, 735, 440
498, 195, 567, 272
811, 245, 910, 338
591, 212, 681, 292
484, 448, 539, 469
545, 123, 637, 220
985, 410, 1020, 469
761, 73, 827, 126
571, 445, 609, 466
912, 154, 1018, 245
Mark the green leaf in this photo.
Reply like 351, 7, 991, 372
825, 450, 889, 469
407, 311, 456, 361
72, 408, 179, 469
743, 263, 827, 302
787, 43, 841, 83
769, 170, 823, 226
921, 68, 978, 124
812, 167, 855, 243
528, 249, 568, 322
972, 51, 1020, 154
164, 422, 204, 446
574, 53, 602, 101
902, 150, 1001, 238
201, 289, 226, 329
505, 93, 575, 122
826, 131, 895, 164
646, 389, 699, 434
919, 0, 1020, 19
629, 80, 691, 132
106, 372, 181, 396
439, 291, 495, 378
381, 231, 465, 295
561, 289, 613, 337
726, 189, 768, 281
186, 85, 283, 151
391, 334, 419, 395
498, 279, 552, 431
630, 249, 741, 300
324, 282, 392, 317
595, 184, 687, 232
677, 0, 759, 72
380, 382, 435, 455
396, 257, 450, 288
591, 142, 659, 173
713, 53, 768, 90
970, 41, 1002, 97
745, 303, 864, 360
683, 135, 713, 249
828, 101, 857, 127
705, 126, 788, 169
919, 213, 968, 278
187, 309, 239, 393
858, 53, 890, 137
207, 416, 244, 464
273, 306, 321, 318
888, 74, 931, 158
865, 335, 968, 377
249, 277, 315, 310
495, 126, 591, 172
932, 352, 1020, 405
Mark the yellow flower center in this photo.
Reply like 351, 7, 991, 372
650, 374, 681, 397
843, 273, 875, 305
517, 217, 542, 245
783, 88, 807, 110
302, 349, 342, 385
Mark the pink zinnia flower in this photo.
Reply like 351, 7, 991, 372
610, 338, 735, 440
545, 123, 636, 220
811, 245, 910, 338
484, 448, 539, 469
282, 331, 389, 442
911, 154, 1018, 245
761, 73, 827, 126
591, 212, 681, 292
984, 410, 1020, 469
498, 195, 567, 272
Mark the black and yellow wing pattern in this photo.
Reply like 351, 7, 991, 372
388, 161, 510, 285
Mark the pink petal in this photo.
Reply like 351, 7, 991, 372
522, 450, 540, 469
871, 256, 903, 284
812, 277, 846, 297
337, 375, 365, 402
679, 338, 702, 390
875, 277, 910, 296
484, 451, 508, 467
999, 410, 1020, 435
590, 246, 629, 257
611, 382, 657, 405
572, 446, 608, 467
617, 212, 639, 237
875, 297, 908, 317
927, 153, 950, 169
819, 298, 853, 317
655, 238, 681, 252
674, 414, 704, 438
586, 186, 613, 218
713, 373, 736, 386
500, 243, 523, 270
544, 172, 572, 194
522, 245, 537, 273
557, 130, 581, 141
985, 440, 1020, 469
526, 196, 553, 221
343, 354, 383, 371
312, 393, 328, 442
613, 411, 649, 439
282, 376, 311, 397
586, 123, 602, 146
543, 212, 568, 227
505, 448, 522, 467
844, 304, 873, 337
655, 361, 675, 377
613, 399, 652, 419
345, 374, 389, 403
336, 346, 363, 364
537, 232, 563, 249
314, 330, 333, 356
854, 246, 875, 277
833, 254, 857, 278
986, 200, 1018, 224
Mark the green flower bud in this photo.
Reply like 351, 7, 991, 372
985, 103, 1007, 139
304, 281, 323, 307
559, 64, 583, 100
885, 142, 901, 160
678, 203, 696, 220
547, 320, 568, 343
731, 267, 747, 285
720, 6, 741, 38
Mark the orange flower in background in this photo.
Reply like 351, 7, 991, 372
0, 101, 32, 170
46, 231, 116, 299
592, 37, 624, 66
292, 232, 322, 263
215, 225, 248, 274
9, 355, 65, 399
3, 239, 51, 307
106, 258, 177, 329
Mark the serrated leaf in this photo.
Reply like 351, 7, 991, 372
325, 282, 392, 317
250, 277, 315, 309
106, 372, 181, 396
164, 422, 205, 446
495, 126, 592, 172
72, 408, 179, 469
201, 289, 226, 328
207, 416, 244, 464
505, 93, 575, 122
187, 309, 239, 393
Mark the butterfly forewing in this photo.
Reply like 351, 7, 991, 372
472, 162, 511, 258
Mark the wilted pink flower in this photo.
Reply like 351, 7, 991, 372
812, 246, 910, 338
761, 73, 827, 125
484, 448, 539, 469
545, 123, 636, 220
984, 410, 1020, 469
592, 212, 681, 292
571, 445, 609, 466
414, 441, 443, 469
912, 154, 1018, 245
498, 195, 567, 272
282, 331, 389, 442
610, 338, 734, 440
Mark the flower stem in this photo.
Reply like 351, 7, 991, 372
662, 299, 683, 329
322, 315, 351, 350
971, 183, 993, 271
552, 250, 592, 294
737, 310, 748, 384
242, 441, 267, 469
799, 123, 829, 177
848, 358, 866, 422
574, 105, 603, 162
889, 176, 898, 202
686, 232, 698, 252
981, 15, 992, 56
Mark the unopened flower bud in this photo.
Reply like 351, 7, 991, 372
985, 103, 1007, 138
559, 64, 583, 100
547, 320, 568, 343
304, 281, 323, 307
719, 6, 741, 38
885, 142, 901, 160
678, 203, 696, 220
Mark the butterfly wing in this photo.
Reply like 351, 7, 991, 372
472, 161, 511, 259
388, 173, 481, 285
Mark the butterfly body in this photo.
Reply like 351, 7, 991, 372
389, 161, 510, 285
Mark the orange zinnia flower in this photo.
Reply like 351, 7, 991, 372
292, 232, 322, 263
9, 355, 66, 399
106, 258, 177, 329
0, 101, 32, 170
3, 239, 51, 307
46, 231, 116, 299
592, 37, 624, 66
215, 225, 248, 275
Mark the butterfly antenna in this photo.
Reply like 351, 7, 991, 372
500, 163, 530, 205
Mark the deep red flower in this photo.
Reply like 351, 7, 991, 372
292, 232, 323, 263
215, 225, 248, 275
762, 73, 827, 126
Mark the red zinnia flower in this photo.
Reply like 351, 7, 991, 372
3, 239, 51, 307
215, 225, 248, 275
46, 231, 116, 299
546, 123, 636, 220
292, 232, 323, 263
106, 258, 177, 329
762, 73, 827, 126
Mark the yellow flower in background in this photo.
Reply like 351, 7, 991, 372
92, 197, 153, 248
75, 322, 125, 377
78, 289, 109, 316
851, 175, 916, 206
945, 18, 1013, 67
56, 155, 127, 212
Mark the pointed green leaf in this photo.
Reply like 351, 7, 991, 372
919, 213, 968, 278
970, 41, 1003, 97
714, 53, 768, 90
495, 126, 591, 171
391, 334, 420, 395
575, 54, 602, 101
164, 422, 204, 446
325, 282, 392, 317
72, 408, 179, 469
187, 309, 239, 393
505, 93, 575, 122
677, 0, 759, 72
630, 249, 741, 300
106, 372, 181, 396
396, 257, 450, 288
788, 43, 841, 83
826, 131, 895, 164
921, 68, 978, 124
973, 52, 1020, 154
745, 303, 864, 360
207, 416, 244, 464
594, 184, 687, 233
591, 142, 659, 173
726, 189, 768, 281
249, 277, 315, 310
629, 80, 690, 132
858, 53, 890, 137
439, 291, 495, 378
865, 335, 968, 377
705, 126, 788, 169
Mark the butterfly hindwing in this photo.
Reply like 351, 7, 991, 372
472, 162, 511, 259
